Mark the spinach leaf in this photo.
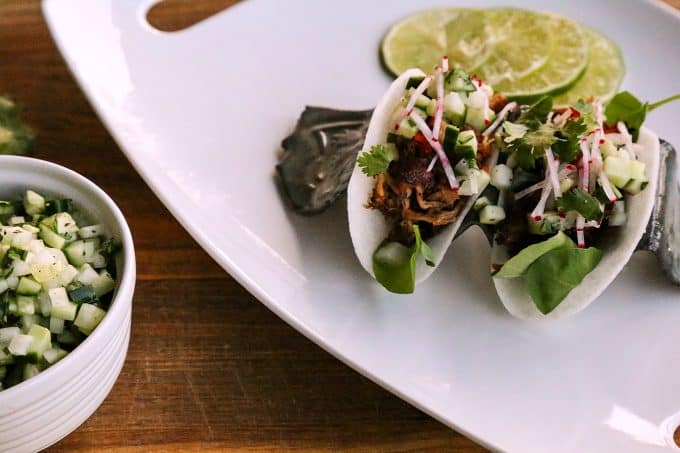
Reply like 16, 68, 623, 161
357, 143, 398, 177
604, 91, 647, 141
372, 224, 435, 294
525, 247, 602, 314
555, 188, 602, 221
605, 91, 680, 141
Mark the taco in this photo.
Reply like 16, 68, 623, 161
489, 95, 660, 319
348, 61, 516, 293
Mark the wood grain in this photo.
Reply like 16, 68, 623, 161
0, 1, 677, 451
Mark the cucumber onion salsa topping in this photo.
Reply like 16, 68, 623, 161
0, 190, 120, 390
493, 90, 680, 315
357, 58, 516, 293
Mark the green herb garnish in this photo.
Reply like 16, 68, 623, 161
605, 91, 680, 141
525, 247, 602, 314
357, 143, 398, 177
555, 188, 602, 221
372, 224, 435, 294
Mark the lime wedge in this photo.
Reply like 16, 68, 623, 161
482, 14, 589, 101
380, 9, 461, 76
471, 9, 552, 85
553, 28, 624, 106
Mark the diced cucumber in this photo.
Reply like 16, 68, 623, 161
76, 263, 99, 285
490, 164, 513, 190
474, 196, 491, 211
9, 216, 25, 226
0, 327, 21, 345
406, 88, 431, 110
92, 270, 115, 297
55, 212, 79, 236
74, 303, 106, 335
37, 291, 51, 316
90, 253, 106, 269
528, 211, 563, 235
442, 124, 460, 158
443, 92, 466, 126
16, 296, 35, 316
8, 334, 32, 356
22, 364, 40, 381
23, 190, 45, 216
43, 347, 67, 365
623, 160, 648, 195
454, 130, 478, 162
48, 287, 77, 321
0, 350, 13, 366
39, 224, 66, 249
78, 224, 102, 239
16, 276, 41, 296
466, 107, 496, 132
63, 239, 99, 267
604, 156, 631, 189
26, 324, 51, 360
395, 117, 418, 139
49, 316, 64, 334
479, 205, 506, 225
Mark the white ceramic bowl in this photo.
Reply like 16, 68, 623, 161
0, 156, 135, 453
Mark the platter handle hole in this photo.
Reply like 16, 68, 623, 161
146, 0, 241, 32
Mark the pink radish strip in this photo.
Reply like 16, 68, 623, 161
545, 148, 562, 198
394, 76, 433, 130
482, 101, 518, 137
432, 66, 444, 141
530, 182, 552, 220
598, 172, 618, 202
442, 56, 449, 72
409, 111, 459, 189
515, 165, 575, 200
580, 139, 590, 191
427, 156, 438, 172
576, 215, 585, 248
617, 121, 637, 159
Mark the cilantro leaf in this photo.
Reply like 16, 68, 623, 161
525, 246, 602, 314
357, 143, 398, 177
0, 96, 34, 155
506, 122, 557, 170
555, 187, 603, 221
552, 118, 587, 162
372, 224, 435, 294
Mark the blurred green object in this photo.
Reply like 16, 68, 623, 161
0, 95, 34, 155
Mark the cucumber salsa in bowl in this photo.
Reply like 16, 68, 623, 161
0, 189, 120, 390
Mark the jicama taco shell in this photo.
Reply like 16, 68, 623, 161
493, 127, 660, 320
347, 68, 487, 286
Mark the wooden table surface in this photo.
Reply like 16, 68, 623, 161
1, 1, 678, 452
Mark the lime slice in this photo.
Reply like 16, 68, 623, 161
444, 10, 493, 70
471, 9, 552, 85
483, 14, 589, 101
553, 28, 624, 106
380, 9, 462, 76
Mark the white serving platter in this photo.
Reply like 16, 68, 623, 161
44, 1, 680, 451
